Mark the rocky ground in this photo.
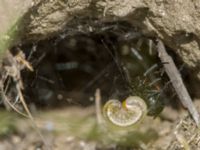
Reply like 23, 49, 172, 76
0, 0, 200, 150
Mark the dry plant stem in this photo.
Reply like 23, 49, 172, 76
174, 120, 190, 150
157, 40, 200, 126
95, 88, 103, 125
4, 51, 50, 149
2, 91, 29, 118
16, 84, 50, 149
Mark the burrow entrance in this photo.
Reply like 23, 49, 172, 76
5, 20, 185, 115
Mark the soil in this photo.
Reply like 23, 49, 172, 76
0, 102, 199, 150
22, 0, 200, 81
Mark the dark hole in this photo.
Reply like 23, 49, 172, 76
10, 20, 177, 116
19, 28, 135, 108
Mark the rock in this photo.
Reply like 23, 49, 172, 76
21, 0, 200, 80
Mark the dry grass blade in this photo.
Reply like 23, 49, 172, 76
1, 92, 29, 118
15, 83, 51, 149
157, 39, 200, 126
2, 51, 51, 149
174, 120, 190, 150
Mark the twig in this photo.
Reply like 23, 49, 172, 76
156, 39, 200, 126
